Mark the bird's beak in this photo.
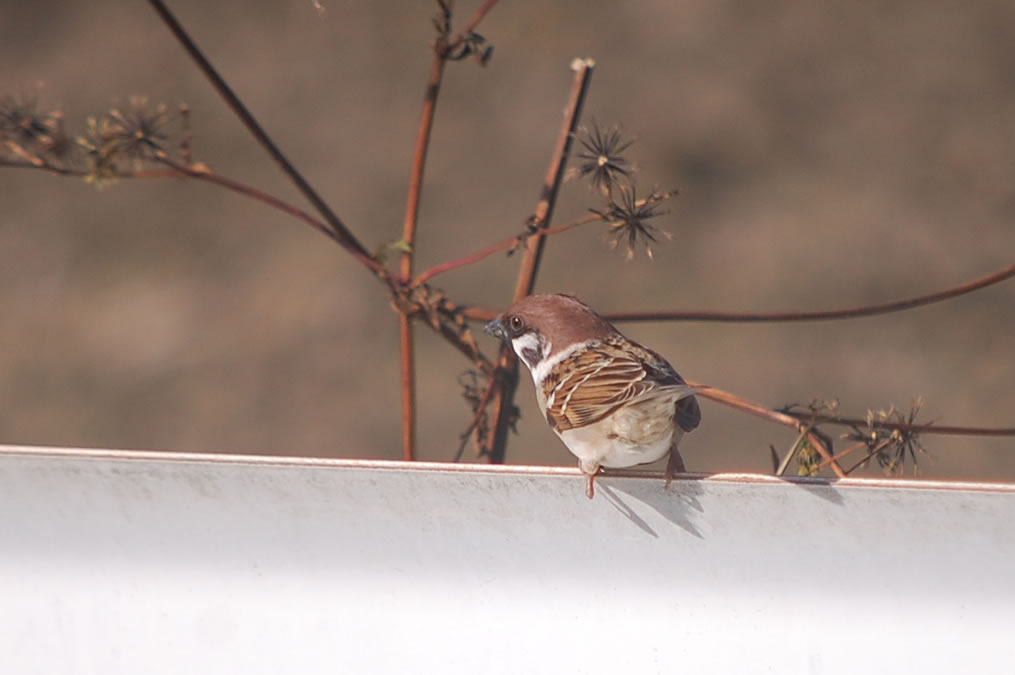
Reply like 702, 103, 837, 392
484, 317, 506, 341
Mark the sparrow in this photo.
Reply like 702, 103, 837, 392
485, 293, 701, 498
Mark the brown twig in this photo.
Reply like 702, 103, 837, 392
842, 442, 897, 475
453, 375, 499, 462
3, 155, 389, 274
460, 262, 1015, 323
435, 321, 494, 373
783, 411, 1015, 438
687, 381, 848, 478
396, 51, 447, 462
156, 158, 388, 274
145, 0, 375, 269
483, 59, 595, 464
815, 440, 869, 471
398, 316, 416, 461
395, 0, 501, 461
412, 213, 601, 286
448, 0, 501, 47
1, 157, 82, 175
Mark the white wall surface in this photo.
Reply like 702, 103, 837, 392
1, 445, 1013, 674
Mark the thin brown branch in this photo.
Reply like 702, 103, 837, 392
396, 52, 447, 464
815, 440, 869, 471
784, 411, 1015, 438
843, 442, 895, 475
1, 157, 81, 175
603, 263, 1015, 323
156, 158, 388, 275
412, 213, 602, 286
453, 375, 498, 462
3, 155, 389, 274
397, 315, 417, 462
774, 428, 809, 476
433, 320, 494, 374
400, 57, 446, 282
395, 0, 500, 463
145, 0, 375, 268
449, 0, 501, 46
484, 59, 595, 464
687, 381, 847, 478
460, 262, 1015, 324
395, 0, 500, 462
399, 315, 416, 461
510, 61, 595, 302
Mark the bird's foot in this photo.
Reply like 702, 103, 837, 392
580, 461, 601, 499
664, 446, 686, 489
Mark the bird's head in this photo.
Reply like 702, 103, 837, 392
485, 293, 617, 373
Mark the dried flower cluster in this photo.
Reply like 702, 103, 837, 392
0, 96, 70, 166
1, 94, 182, 188
843, 400, 928, 475
78, 97, 173, 186
569, 122, 676, 260
593, 186, 675, 261
572, 123, 633, 196
779, 398, 929, 477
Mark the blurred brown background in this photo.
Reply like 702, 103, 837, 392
2, 1, 1013, 480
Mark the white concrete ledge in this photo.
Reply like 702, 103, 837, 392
1, 444, 1013, 674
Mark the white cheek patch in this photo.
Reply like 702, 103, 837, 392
511, 333, 546, 371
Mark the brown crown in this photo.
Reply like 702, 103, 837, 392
498, 293, 619, 357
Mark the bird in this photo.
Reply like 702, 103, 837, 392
485, 293, 701, 498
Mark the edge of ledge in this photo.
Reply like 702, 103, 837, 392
2, 443, 1013, 494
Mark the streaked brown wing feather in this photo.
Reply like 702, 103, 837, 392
544, 339, 698, 432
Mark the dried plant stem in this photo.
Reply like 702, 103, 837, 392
145, 0, 375, 270
391, 0, 507, 462
398, 316, 416, 460
842, 444, 895, 475
451, 0, 501, 44
815, 441, 869, 471
484, 59, 595, 463
688, 381, 847, 478
396, 47, 450, 462
394, 0, 501, 462
453, 376, 499, 462
412, 213, 601, 286
400, 54, 446, 283
459, 262, 1015, 323
159, 159, 388, 270
398, 314, 417, 461
784, 412, 1015, 438
1, 158, 83, 175
3, 156, 390, 274
602, 263, 1015, 324
774, 428, 811, 476
511, 62, 595, 301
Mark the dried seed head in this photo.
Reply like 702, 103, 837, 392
569, 122, 635, 196
592, 185, 675, 261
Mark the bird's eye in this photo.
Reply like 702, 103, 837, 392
508, 315, 525, 335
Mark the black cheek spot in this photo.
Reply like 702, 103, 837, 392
520, 346, 543, 368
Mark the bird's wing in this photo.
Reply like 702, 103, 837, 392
542, 339, 699, 432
